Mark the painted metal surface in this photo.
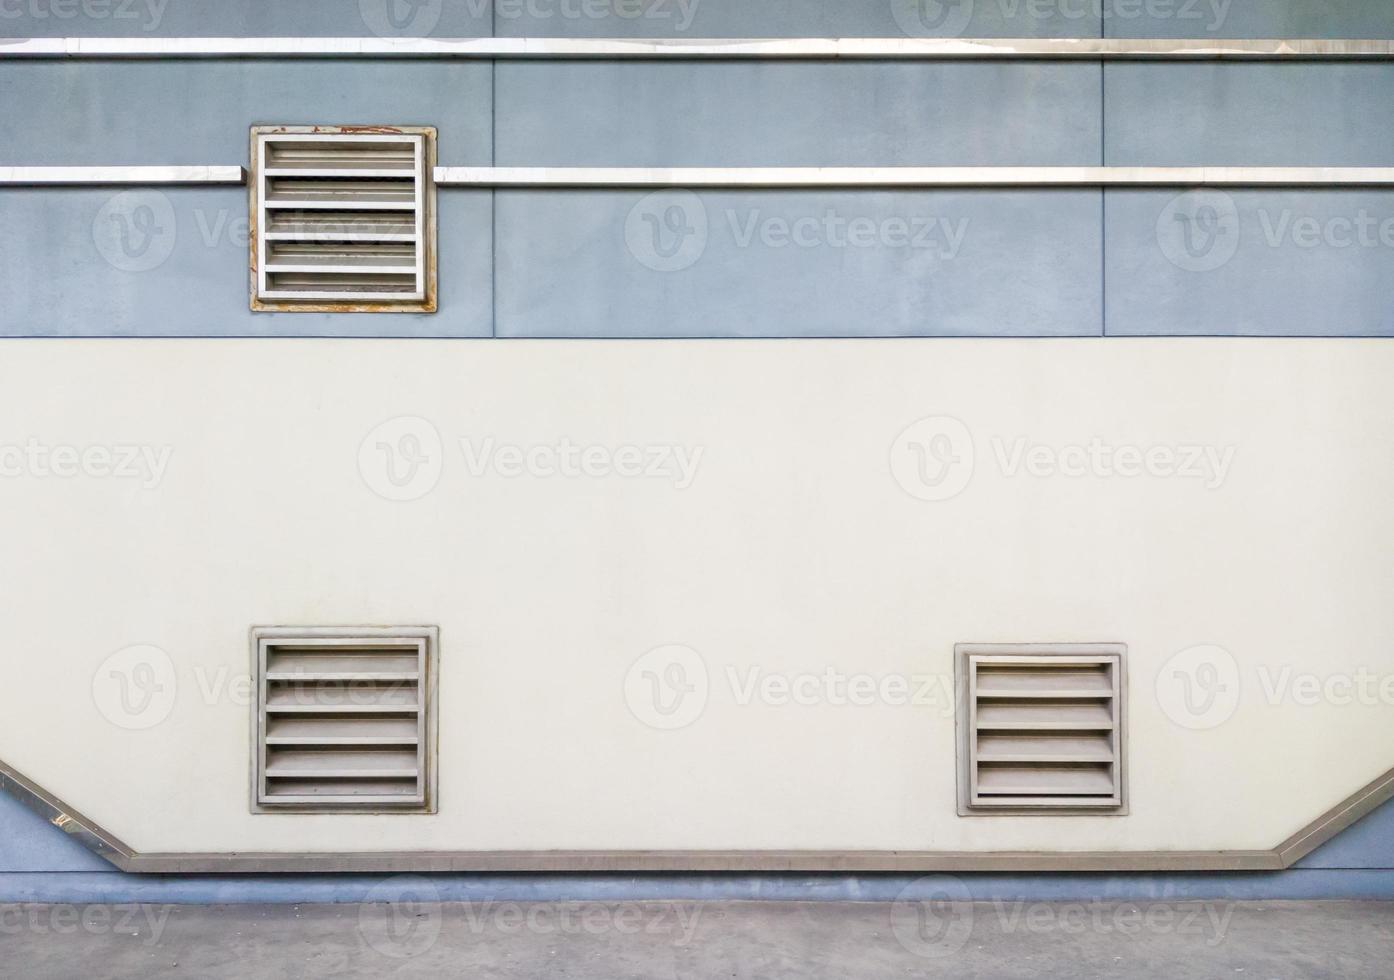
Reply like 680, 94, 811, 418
0, 188, 492, 337
441, 167, 1394, 187
0, 167, 245, 185
1106, 63, 1394, 167
2, 756, 1392, 874
4, 37, 1394, 59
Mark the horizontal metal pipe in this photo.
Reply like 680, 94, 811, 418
0, 166, 247, 186
1, 37, 1393, 60
6, 166, 1394, 190
435, 166, 1394, 188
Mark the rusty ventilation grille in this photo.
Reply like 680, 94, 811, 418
252, 128, 435, 312
253, 628, 438, 813
956, 645, 1126, 814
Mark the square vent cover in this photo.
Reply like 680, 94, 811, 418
250, 126, 436, 313
252, 627, 439, 813
955, 643, 1127, 816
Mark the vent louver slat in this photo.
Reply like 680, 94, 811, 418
957, 645, 1126, 814
254, 630, 437, 812
252, 128, 435, 311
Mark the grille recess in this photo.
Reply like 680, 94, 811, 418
251, 128, 436, 312
253, 627, 439, 813
956, 644, 1126, 815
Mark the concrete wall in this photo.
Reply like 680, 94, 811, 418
2, 0, 1394, 899
1, 339, 1393, 858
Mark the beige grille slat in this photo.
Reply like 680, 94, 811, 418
960, 645, 1126, 813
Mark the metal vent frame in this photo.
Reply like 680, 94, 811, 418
251, 626, 440, 814
955, 643, 1127, 817
249, 125, 437, 314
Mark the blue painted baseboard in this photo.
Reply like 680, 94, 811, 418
3, 789, 1393, 904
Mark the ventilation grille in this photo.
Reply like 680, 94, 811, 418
252, 129, 434, 310
254, 629, 438, 812
957, 645, 1125, 814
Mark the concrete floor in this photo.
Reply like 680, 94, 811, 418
2, 900, 1391, 978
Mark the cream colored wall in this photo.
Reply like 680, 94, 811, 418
0, 339, 1391, 855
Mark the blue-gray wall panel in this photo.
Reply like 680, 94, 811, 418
496, 62, 1102, 167
0, 61, 493, 167
1104, 0, 1394, 38
1297, 797, 1394, 870
0, 0, 490, 37
1105, 189, 1394, 336
0, 793, 110, 874
0, 188, 493, 336
493, 0, 1101, 37
1105, 64, 1394, 167
495, 189, 1101, 337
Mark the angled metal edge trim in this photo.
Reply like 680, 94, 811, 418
1275, 766, 1394, 867
1, 38, 1393, 60
435, 166, 1394, 188
124, 850, 1282, 874
0, 757, 1386, 874
0, 166, 247, 186
0, 759, 134, 869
